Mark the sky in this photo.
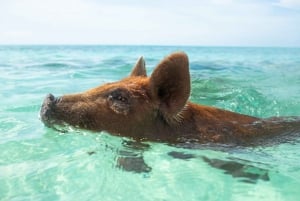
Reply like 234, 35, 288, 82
0, 0, 300, 46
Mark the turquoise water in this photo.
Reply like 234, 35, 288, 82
0, 45, 300, 201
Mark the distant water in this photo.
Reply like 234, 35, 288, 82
0, 45, 300, 201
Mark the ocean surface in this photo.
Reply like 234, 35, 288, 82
0, 45, 300, 201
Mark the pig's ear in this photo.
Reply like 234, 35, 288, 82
130, 56, 147, 77
149, 52, 190, 123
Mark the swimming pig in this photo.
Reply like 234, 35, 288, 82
40, 52, 300, 145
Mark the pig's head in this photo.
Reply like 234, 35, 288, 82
40, 52, 190, 138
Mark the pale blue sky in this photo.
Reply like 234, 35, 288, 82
0, 0, 299, 46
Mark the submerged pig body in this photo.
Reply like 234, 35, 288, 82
40, 52, 300, 145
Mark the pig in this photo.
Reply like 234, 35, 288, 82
40, 52, 300, 146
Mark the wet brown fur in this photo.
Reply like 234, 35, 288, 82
40, 52, 300, 145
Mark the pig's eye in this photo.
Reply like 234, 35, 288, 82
108, 89, 129, 104
115, 95, 127, 102
107, 89, 131, 115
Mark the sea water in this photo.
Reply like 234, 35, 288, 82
0, 45, 300, 201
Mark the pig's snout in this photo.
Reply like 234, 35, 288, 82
40, 93, 59, 126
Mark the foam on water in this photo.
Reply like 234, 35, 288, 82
0, 46, 300, 201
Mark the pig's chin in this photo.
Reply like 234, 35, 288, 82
41, 117, 101, 134
40, 116, 77, 133
47, 123, 90, 133
40, 117, 68, 133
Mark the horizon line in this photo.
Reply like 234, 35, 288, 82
0, 43, 299, 48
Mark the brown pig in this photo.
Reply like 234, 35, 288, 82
40, 52, 300, 146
